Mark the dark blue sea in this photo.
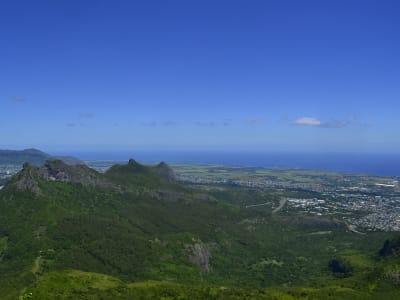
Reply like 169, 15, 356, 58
62, 151, 400, 178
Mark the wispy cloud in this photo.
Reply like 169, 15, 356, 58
293, 117, 355, 128
244, 118, 265, 125
140, 121, 178, 127
320, 118, 355, 128
222, 119, 232, 126
11, 96, 26, 103
195, 121, 217, 127
162, 121, 177, 127
293, 117, 321, 126
79, 113, 95, 119
141, 121, 157, 127
195, 119, 233, 127
65, 112, 95, 128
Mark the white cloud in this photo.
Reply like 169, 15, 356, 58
293, 117, 356, 128
293, 117, 321, 126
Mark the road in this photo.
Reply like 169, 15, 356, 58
272, 198, 287, 214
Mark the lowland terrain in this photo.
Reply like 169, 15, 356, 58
0, 158, 399, 299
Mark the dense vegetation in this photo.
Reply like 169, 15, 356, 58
379, 234, 400, 257
0, 160, 399, 299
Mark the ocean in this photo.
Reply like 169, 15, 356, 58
66, 151, 400, 178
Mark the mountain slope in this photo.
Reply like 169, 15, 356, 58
104, 159, 176, 189
0, 159, 399, 299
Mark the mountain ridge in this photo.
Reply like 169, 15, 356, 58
6, 158, 176, 195
0, 148, 82, 165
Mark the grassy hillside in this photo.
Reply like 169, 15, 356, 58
19, 268, 400, 300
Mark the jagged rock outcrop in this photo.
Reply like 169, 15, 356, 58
14, 163, 42, 195
186, 239, 212, 273
37, 160, 104, 185
12, 160, 115, 193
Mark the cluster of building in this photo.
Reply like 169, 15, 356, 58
0, 164, 21, 187
177, 174, 332, 192
176, 167, 400, 232
176, 174, 229, 185
347, 211, 400, 232
283, 194, 400, 231
285, 198, 329, 215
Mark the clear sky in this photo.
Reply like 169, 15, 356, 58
1, 0, 399, 153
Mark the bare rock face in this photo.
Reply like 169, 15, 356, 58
14, 163, 42, 195
385, 267, 400, 284
36, 160, 104, 185
13, 160, 115, 193
186, 239, 211, 273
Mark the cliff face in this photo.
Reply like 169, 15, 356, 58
186, 239, 212, 273
36, 160, 103, 185
12, 160, 114, 194
14, 163, 42, 194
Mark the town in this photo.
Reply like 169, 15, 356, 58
172, 163, 400, 232
0, 164, 21, 188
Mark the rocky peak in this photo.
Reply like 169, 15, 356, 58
12, 160, 114, 193
153, 161, 176, 183
36, 160, 94, 183
125, 158, 147, 172
128, 159, 137, 165
14, 162, 41, 194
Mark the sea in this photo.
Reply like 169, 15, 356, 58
64, 151, 400, 178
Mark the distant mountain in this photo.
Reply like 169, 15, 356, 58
0, 148, 82, 165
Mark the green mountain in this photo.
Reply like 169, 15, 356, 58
0, 148, 82, 165
0, 160, 399, 299
105, 159, 176, 188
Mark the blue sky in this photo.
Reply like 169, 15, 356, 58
0, 0, 399, 153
